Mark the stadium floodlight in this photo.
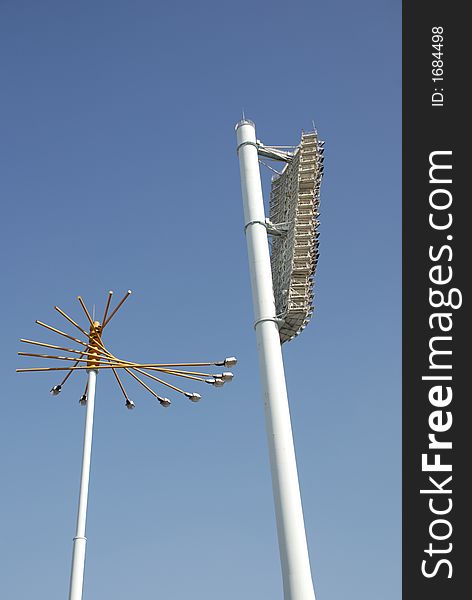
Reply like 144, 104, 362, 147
269, 131, 323, 343
17, 290, 237, 600
236, 119, 324, 600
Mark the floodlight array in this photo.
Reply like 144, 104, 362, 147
269, 132, 324, 343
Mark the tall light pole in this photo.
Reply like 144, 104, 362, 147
18, 290, 237, 599
236, 119, 320, 600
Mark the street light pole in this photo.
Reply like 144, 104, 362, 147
18, 291, 238, 599
236, 119, 316, 600
68, 367, 97, 600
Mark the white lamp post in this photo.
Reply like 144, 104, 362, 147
68, 367, 97, 600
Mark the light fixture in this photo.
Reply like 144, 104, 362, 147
17, 290, 237, 600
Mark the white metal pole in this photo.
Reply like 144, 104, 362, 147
68, 368, 98, 600
236, 119, 316, 600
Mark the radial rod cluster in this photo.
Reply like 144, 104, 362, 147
17, 290, 237, 409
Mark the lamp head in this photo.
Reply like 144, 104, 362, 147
224, 357, 237, 368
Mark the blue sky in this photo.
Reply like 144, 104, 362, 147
1, 2, 400, 599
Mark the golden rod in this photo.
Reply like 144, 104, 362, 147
19, 342, 136, 369
100, 351, 133, 403
54, 306, 90, 338
116, 359, 222, 368
142, 367, 206, 383
101, 291, 113, 328
124, 368, 160, 398
18, 352, 111, 364
147, 367, 216, 378
17, 366, 89, 373
77, 296, 94, 328
102, 290, 132, 329
20, 339, 95, 356
36, 321, 89, 347
17, 364, 138, 373
111, 366, 131, 403
112, 369, 129, 402
133, 367, 187, 394
102, 358, 214, 370
129, 362, 222, 367
83, 349, 225, 369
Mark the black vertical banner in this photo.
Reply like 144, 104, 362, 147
403, 3, 467, 599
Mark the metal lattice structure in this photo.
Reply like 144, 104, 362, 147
268, 132, 324, 343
